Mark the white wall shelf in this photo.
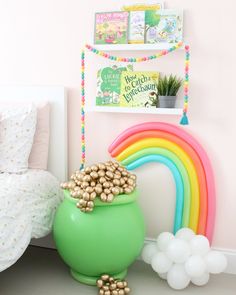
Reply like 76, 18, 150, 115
93, 43, 184, 51
85, 106, 182, 115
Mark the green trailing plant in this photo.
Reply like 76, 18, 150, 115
157, 74, 183, 96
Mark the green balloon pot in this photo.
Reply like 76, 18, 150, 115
53, 189, 145, 285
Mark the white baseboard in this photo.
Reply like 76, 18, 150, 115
143, 238, 236, 275
212, 247, 236, 275
31, 236, 236, 275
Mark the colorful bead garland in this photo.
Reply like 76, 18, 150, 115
80, 43, 190, 169
180, 45, 190, 125
80, 49, 85, 170
85, 42, 183, 62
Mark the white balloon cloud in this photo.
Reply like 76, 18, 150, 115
141, 243, 158, 264
142, 228, 227, 290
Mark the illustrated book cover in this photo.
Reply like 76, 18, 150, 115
96, 64, 133, 106
128, 11, 145, 44
145, 9, 183, 44
94, 11, 129, 44
120, 71, 159, 108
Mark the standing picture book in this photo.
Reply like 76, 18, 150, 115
120, 71, 159, 108
145, 9, 183, 44
96, 64, 133, 106
94, 12, 129, 44
122, 2, 164, 11
128, 11, 145, 44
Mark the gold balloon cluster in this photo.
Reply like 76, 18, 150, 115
97, 274, 131, 295
61, 161, 137, 213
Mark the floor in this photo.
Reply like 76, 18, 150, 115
1, 246, 236, 295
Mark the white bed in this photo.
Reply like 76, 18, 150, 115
0, 86, 67, 271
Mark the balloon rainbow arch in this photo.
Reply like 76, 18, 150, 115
108, 122, 216, 244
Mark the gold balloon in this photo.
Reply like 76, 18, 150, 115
124, 287, 130, 294
85, 186, 94, 193
103, 182, 110, 188
113, 179, 120, 186
90, 192, 97, 200
100, 193, 107, 202
107, 194, 114, 203
102, 286, 109, 291
91, 165, 99, 171
99, 177, 106, 184
87, 201, 94, 208
79, 199, 86, 206
95, 186, 103, 194
127, 179, 134, 186
111, 187, 119, 195
85, 167, 91, 174
82, 192, 90, 201
101, 274, 109, 281
116, 282, 124, 289
110, 283, 116, 290
90, 181, 96, 187
97, 279, 104, 288
98, 170, 106, 177
98, 163, 106, 170
120, 179, 125, 186
104, 188, 111, 195
81, 181, 89, 188
124, 187, 132, 194
90, 171, 99, 179
106, 171, 114, 179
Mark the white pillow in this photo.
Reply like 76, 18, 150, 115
0, 104, 37, 173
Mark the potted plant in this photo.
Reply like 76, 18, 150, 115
157, 74, 183, 108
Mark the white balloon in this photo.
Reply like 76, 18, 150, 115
156, 232, 175, 252
151, 252, 172, 274
191, 272, 210, 286
167, 264, 190, 290
166, 239, 191, 263
185, 255, 207, 277
190, 235, 210, 256
141, 243, 158, 264
175, 228, 195, 242
205, 251, 227, 274
158, 272, 167, 280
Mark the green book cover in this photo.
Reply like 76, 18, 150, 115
120, 71, 159, 108
96, 64, 133, 106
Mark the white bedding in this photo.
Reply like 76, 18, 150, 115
0, 169, 63, 271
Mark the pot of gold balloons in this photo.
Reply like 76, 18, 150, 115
53, 161, 145, 286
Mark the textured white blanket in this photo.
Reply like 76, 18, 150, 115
0, 170, 63, 271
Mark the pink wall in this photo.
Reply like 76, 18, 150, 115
0, 0, 236, 250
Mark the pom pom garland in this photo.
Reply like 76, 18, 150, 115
80, 49, 86, 170
142, 228, 227, 290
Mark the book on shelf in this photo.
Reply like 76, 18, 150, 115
96, 64, 133, 106
122, 2, 164, 11
94, 11, 129, 45
120, 71, 159, 108
145, 9, 183, 44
